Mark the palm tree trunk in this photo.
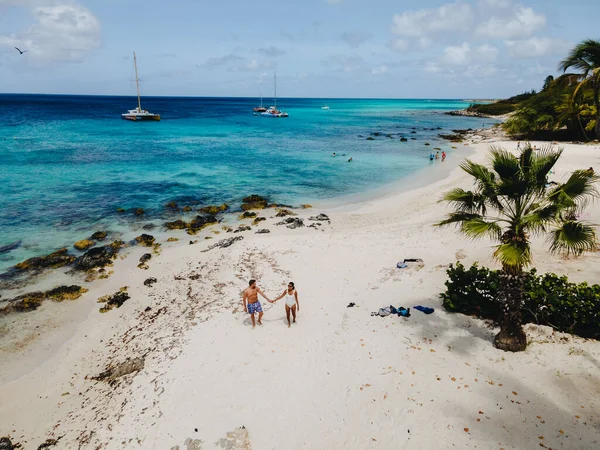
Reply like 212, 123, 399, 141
594, 82, 600, 139
494, 265, 527, 352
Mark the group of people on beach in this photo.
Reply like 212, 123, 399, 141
242, 279, 300, 328
429, 150, 446, 162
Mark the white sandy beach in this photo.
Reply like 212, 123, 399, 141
1, 131, 600, 450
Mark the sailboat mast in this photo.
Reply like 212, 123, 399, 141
274, 71, 277, 109
133, 51, 142, 111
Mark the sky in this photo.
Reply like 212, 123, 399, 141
0, 0, 598, 98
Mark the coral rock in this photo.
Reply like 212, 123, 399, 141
238, 211, 257, 219
275, 209, 296, 217
90, 231, 107, 241
198, 203, 229, 215
165, 219, 188, 230
98, 287, 130, 313
240, 195, 268, 211
46, 285, 88, 302
135, 234, 155, 247
74, 239, 95, 251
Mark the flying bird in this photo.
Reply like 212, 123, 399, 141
14, 47, 28, 55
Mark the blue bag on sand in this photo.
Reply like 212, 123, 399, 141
396, 262, 408, 269
414, 305, 434, 314
398, 307, 411, 317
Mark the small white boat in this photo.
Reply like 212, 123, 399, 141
122, 52, 160, 122
260, 106, 288, 118
260, 72, 288, 118
321, 105, 330, 110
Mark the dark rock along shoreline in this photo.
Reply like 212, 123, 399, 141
0, 194, 331, 310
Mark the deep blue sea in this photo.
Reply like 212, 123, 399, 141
0, 95, 492, 272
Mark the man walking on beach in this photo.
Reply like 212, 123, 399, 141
242, 279, 270, 328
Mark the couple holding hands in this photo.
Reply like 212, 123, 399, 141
242, 279, 300, 328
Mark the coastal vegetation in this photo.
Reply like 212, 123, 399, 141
441, 262, 600, 340
437, 144, 598, 351
469, 39, 600, 141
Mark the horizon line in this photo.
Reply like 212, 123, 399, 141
0, 92, 498, 102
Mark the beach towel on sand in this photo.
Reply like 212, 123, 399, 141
414, 305, 434, 314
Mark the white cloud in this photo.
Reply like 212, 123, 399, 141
391, 1, 474, 38
372, 65, 388, 75
474, 44, 499, 62
443, 42, 471, 65
341, 30, 373, 49
0, 3, 101, 63
389, 39, 409, 52
419, 38, 434, 50
504, 37, 570, 58
475, 6, 545, 38
257, 46, 286, 57
324, 54, 368, 73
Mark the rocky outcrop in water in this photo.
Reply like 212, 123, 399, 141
90, 231, 107, 241
198, 203, 229, 215
15, 248, 76, 272
73, 241, 123, 271
188, 215, 218, 234
165, 219, 188, 230
241, 195, 268, 211
0, 241, 21, 255
74, 239, 95, 251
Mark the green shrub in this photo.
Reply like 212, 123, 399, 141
441, 262, 600, 339
468, 102, 516, 116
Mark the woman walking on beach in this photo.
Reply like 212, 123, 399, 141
271, 282, 300, 328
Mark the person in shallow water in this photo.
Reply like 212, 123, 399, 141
271, 281, 300, 328
242, 279, 271, 328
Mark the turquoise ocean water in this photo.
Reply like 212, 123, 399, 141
0, 95, 492, 273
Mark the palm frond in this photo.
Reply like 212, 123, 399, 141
521, 204, 561, 234
531, 146, 563, 185
559, 39, 600, 75
440, 188, 487, 214
548, 170, 599, 209
460, 218, 502, 240
435, 212, 483, 228
488, 147, 521, 182
493, 241, 532, 269
548, 221, 597, 256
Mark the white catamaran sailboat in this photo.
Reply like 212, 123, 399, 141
122, 51, 160, 121
253, 83, 267, 113
260, 72, 288, 118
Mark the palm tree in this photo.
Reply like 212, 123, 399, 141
559, 39, 600, 139
437, 145, 598, 351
